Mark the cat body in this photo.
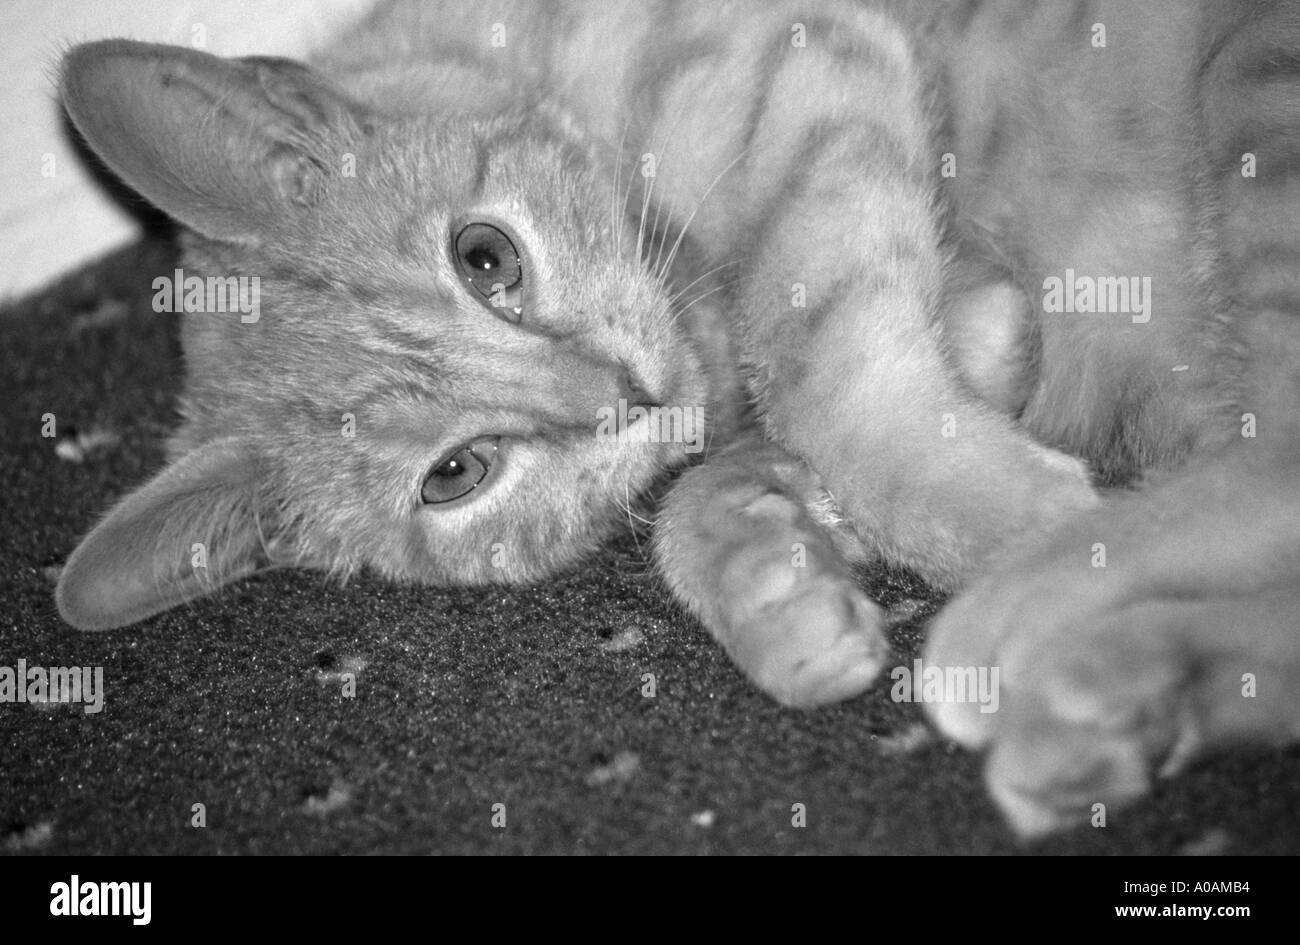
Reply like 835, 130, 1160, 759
56, 0, 1300, 835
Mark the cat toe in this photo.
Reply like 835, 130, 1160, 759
966, 600, 1204, 836
919, 588, 1009, 748
922, 536, 1128, 748
749, 579, 888, 708
985, 706, 1156, 838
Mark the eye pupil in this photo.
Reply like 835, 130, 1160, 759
465, 249, 499, 272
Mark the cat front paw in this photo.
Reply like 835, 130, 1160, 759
745, 572, 887, 708
655, 443, 890, 709
955, 605, 1196, 838
923, 529, 1300, 837
715, 492, 888, 708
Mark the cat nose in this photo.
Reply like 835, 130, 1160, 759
619, 364, 660, 407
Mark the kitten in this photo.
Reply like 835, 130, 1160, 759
55, 0, 1300, 836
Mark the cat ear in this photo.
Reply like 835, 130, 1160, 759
56, 438, 272, 630
60, 39, 369, 241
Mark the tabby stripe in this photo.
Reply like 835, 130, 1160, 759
739, 28, 804, 159
1200, 2, 1300, 167
1237, 47, 1300, 85
470, 136, 495, 198
799, 275, 862, 340
948, 0, 988, 35
978, 103, 1009, 170
741, 13, 916, 161
1063, 0, 1097, 39
796, 15, 899, 69
635, 36, 731, 146
1247, 291, 1300, 320
798, 118, 926, 191
371, 320, 445, 359
757, 275, 874, 398
747, 118, 924, 242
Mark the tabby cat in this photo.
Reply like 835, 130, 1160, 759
55, 0, 1300, 836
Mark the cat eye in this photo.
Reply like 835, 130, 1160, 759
454, 222, 523, 323
421, 437, 500, 504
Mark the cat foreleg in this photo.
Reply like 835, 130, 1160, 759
924, 446, 1300, 837
653, 438, 887, 708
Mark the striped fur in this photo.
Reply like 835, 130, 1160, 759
55, 0, 1300, 834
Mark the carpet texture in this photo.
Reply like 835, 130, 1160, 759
3, 238, 1298, 855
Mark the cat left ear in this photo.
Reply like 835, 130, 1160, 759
56, 438, 275, 630
60, 39, 371, 242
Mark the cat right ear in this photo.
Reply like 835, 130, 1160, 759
56, 438, 273, 631
59, 39, 371, 242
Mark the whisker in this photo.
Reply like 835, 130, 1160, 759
668, 278, 744, 325
619, 138, 642, 261
611, 117, 632, 258
624, 480, 646, 559
647, 171, 669, 276
642, 103, 697, 281
701, 408, 724, 462
666, 260, 745, 306
658, 146, 752, 281
635, 161, 656, 270
627, 506, 656, 527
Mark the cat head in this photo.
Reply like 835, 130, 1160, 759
56, 40, 723, 630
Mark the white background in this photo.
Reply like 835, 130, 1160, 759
0, 0, 376, 303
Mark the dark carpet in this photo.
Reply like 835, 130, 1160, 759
3, 238, 1298, 855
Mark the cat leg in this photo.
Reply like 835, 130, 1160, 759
735, 169, 1098, 593
923, 261, 1300, 835
925, 441, 1300, 836
926, 298, 1300, 835
984, 588, 1300, 838
654, 438, 887, 708
722, 14, 1099, 590
924, 1, 1300, 833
